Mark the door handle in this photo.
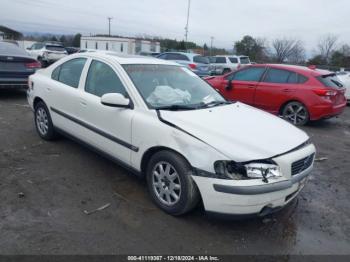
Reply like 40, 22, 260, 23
248, 85, 256, 88
283, 89, 293, 93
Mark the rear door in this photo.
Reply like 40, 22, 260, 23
220, 66, 266, 105
48, 58, 88, 135
255, 67, 300, 113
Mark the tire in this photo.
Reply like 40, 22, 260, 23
146, 150, 200, 216
34, 101, 58, 140
222, 68, 231, 75
38, 57, 47, 68
282, 101, 309, 126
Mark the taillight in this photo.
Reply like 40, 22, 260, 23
313, 89, 337, 97
188, 63, 197, 70
26, 61, 41, 69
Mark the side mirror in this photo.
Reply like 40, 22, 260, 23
101, 93, 131, 108
226, 80, 233, 91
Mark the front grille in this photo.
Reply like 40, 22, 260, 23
291, 153, 315, 176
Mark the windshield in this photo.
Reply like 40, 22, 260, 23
123, 64, 226, 110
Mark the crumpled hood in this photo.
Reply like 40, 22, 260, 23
160, 103, 309, 162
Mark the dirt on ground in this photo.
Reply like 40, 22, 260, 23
0, 88, 349, 255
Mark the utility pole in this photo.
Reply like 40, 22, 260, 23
184, 0, 191, 49
107, 17, 113, 37
210, 36, 214, 56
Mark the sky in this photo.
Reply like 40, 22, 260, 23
0, 0, 349, 54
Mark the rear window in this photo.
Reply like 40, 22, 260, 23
240, 57, 251, 64
317, 74, 344, 89
193, 56, 209, 64
208, 57, 216, 63
46, 45, 66, 52
215, 57, 226, 63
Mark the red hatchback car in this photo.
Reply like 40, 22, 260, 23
205, 64, 347, 125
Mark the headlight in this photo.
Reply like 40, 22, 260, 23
214, 160, 282, 181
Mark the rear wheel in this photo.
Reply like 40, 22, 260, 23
146, 151, 200, 216
282, 101, 309, 126
34, 101, 58, 140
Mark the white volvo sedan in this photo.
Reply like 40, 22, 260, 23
27, 52, 316, 217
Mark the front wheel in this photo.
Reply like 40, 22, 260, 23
146, 151, 200, 216
282, 101, 309, 126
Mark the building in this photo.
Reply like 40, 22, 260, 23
0, 25, 23, 40
80, 36, 160, 55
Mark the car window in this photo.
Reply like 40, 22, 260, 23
166, 53, 189, 61
231, 67, 265, 82
215, 57, 226, 63
287, 72, 298, 83
157, 54, 168, 59
193, 56, 209, 64
317, 74, 344, 89
239, 57, 251, 64
85, 60, 127, 97
57, 58, 86, 88
298, 74, 308, 83
51, 66, 61, 81
46, 45, 66, 52
264, 68, 294, 84
229, 57, 238, 63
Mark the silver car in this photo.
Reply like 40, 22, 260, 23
157, 52, 211, 77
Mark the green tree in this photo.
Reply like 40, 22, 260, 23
72, 33, 82, 47
60, 35, 67, 46
234, 35, 267, 62
308, 55, 327, 65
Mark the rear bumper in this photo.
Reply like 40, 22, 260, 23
309, 102, 347, 120
0, 77, 29, 87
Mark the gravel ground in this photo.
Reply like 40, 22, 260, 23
0, 88, 349, 255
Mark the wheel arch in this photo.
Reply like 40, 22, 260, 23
279, 99, 307, 115
140, 146, 192, 176
33, 96, 45, 109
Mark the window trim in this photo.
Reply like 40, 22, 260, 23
225, 66, 267, 82
84, 59, 131, 101
50, 58, 87, 88
261, 67, 309, 84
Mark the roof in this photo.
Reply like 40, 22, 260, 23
160, 51, 201, 57
81, 36, 160, 44
215, 55, 249, 58
0, 41, 31, 57
252, 63, 332, 76
73, 51, 179, 66
0, 25, 23, 39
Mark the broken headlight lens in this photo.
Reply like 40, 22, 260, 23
244, 163, 282, 180
214, 161, 282, 180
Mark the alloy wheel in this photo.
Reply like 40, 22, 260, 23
152, 161, 182, 206
36, 107, 49, 136
283, 102, 309, 125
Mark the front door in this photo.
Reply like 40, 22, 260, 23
78, 59, 135, 165
220, 66, 266, 105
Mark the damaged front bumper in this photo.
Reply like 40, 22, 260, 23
191, 143, 316, 217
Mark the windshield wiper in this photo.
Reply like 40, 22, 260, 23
155, 105, 197, 111
198, 100, 232, 109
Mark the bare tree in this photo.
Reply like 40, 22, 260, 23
288, 41, 306, 64
317, 34, 338, 64
271, 38, 305, 63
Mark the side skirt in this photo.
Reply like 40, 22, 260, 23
54, 127, 143, 178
